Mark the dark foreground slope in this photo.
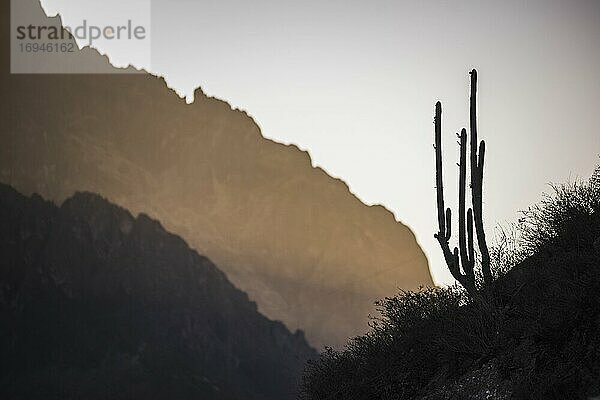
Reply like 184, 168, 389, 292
301, 171, 600, 400
0, 184, 316, 400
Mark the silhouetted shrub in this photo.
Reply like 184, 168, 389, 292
519, 167, 599, 255
300, 286, 470, 400
301, 167, 600, 400
489, 223, 526, 279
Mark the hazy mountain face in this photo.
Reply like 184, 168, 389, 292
0, 184, 316, 400
0, 0, 432, 348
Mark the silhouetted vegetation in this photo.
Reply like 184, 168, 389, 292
301, 71, 600, 399
301, 166, 600, 399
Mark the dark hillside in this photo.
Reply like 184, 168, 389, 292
301, 169, 600, 400
0, 184, 316, 400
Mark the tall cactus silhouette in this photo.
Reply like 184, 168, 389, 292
434, 69, 492, 296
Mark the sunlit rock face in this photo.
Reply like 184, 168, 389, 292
0, 184, 316, 400
0, 0, 432, 348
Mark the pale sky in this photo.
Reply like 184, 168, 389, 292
39, 0, 600, 285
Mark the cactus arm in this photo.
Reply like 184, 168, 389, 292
458, 128, 470, 272
435, 101, 446, 237
445, 208, 452, 241
467, 208, 475, 271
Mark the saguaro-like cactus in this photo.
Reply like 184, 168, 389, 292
434, 69, 492, 296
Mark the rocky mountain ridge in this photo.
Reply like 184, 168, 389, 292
0, 0, 432, 348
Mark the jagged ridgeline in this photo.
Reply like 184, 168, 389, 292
0, 0, 432, 347
0, 184, 316, 400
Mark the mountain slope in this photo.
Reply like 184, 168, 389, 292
0, 0, 432, 347
0, 184, 316, 400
